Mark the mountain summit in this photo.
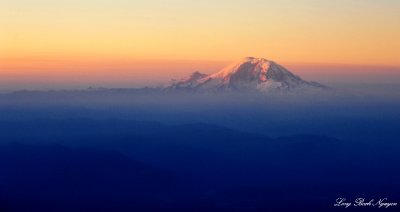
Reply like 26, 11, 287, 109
167, 57, 325, 92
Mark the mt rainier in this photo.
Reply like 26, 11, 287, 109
167, 57, 326, 92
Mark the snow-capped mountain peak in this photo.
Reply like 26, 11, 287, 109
167, 57, 326, 92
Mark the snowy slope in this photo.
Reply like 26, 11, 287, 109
167, 57, 326, 92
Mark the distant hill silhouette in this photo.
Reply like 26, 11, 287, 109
1, 119, 400, 211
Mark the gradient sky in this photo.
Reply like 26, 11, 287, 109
1, 0, 400, 90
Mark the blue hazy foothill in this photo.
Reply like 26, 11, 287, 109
0, 86, 400, 211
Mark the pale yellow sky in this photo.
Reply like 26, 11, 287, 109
1, 0, 400, 89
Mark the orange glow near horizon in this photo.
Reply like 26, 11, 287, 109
1, 0, 400, 89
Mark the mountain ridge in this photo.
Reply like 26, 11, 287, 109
167, 57, 326, 92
